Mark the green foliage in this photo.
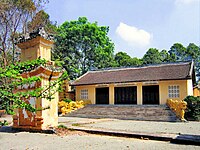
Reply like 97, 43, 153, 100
27, 10, 57, 34
0, 120, 9, 126
138, 43, 199, 83
184, 96, 200, 121
142, 48, 162, 65
168, 43, 200, 81
186, 43, 200, 60
114, 52, 142, 67
169, 43, 187, 61
72, 123, 81, 127
57, 124, 68, 129
0, 58, 68, 114
53, 17, 115, 79
0, 59, 45, 114
54, 60, 65, 67
186, 43, 200, 81
63, 98, 72, 103
159, 50, 171, 62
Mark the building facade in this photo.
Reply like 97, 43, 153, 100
72, 62, 195, 105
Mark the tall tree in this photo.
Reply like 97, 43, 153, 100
0, 0, 48, 67
115, 52, 132, 67
167, 43, 200, 82
114, 52, 142, 67
160, 49, 171, 62
186, 43, 200, 81
168, 43, 187, 62
53, 17, 115, 79
186, 43, 200, 61
142, 48, 162, 65
27, 10, 57, 34
132, 57, 143, 66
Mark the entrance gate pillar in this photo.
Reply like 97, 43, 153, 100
13, 28, 62, 130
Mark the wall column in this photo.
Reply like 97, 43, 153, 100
137, 83, 143, 105
159, 84, 162, 104
109, 84, 114, 104
90, 86, 96, 104
187, 79, 193, 96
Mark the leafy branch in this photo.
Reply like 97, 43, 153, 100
0, 58, 68, 114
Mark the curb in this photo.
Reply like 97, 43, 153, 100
171, 134, 200, 146
68, 126, 200, 146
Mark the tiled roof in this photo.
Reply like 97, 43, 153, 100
71, 61, 194, 86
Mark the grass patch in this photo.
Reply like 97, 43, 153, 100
57, 124, 68, 129
72, 123, 81, 126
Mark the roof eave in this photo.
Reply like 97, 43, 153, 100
188, 61, 194, 78
71, 71, 90, 85
71, 78, 191, 86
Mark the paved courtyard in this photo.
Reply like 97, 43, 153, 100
59, 117, 200, 135
0, 131, 199, 150
1, 115, 200, 149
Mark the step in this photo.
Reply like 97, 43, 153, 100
64, 105, 178, 122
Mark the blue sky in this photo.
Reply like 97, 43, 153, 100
46, 0, 200, 58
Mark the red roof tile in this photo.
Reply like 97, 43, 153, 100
72, 62, 193, 86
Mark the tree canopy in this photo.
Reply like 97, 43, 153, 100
57, 38, 198, 82
169, 43, 187, 61
142, 48, 162, 65
115, 43, 200, 82
53, 17, 115, 79
0, 0, 65, 115
0, 0, 49, 68
27, 10, 57, 34
114, 52, 142, 67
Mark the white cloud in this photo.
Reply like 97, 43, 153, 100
175, 0, 199, 5
116, 22, 152, 48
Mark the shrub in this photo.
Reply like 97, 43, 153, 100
0, 120, 8, 126
63, 98, 72, 103
184, 96, 200, 121
57, 124, 67, 129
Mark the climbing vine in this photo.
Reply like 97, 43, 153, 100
0, 58, 68, 114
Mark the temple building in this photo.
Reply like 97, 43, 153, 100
72, 61, 195, 105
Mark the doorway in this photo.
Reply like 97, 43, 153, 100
142, 85, 159, 104
96, 87, 109, 104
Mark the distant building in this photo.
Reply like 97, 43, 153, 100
72, 61, 195, 105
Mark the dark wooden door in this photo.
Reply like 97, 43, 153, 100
114, 86, 137, 104
96, 87, 109, 104
142, 85, 159, 104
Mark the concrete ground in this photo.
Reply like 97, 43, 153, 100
0, 132, 199, 150
58, 116, 200, 146
2, 115, 200, 136
59, 117, 200, 135
0, 115, 200, 149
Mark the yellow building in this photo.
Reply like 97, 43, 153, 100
193, 85, 200, 97
72, 61, 195, 105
